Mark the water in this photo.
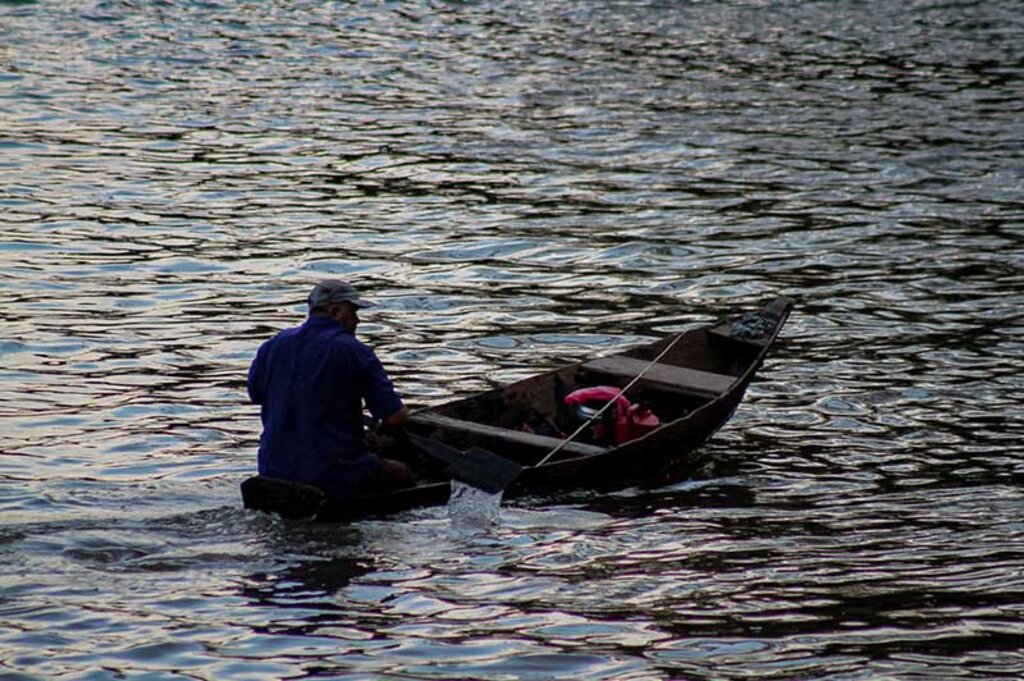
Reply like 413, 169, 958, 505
1, 0, 1022, 678
447, 481, 504, 529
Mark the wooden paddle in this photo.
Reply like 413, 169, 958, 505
406, 432, 523, 494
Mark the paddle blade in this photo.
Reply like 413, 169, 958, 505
407, 434, 523, 494
459, 446, 524, 494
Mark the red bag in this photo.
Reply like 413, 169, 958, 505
564, 386, 660, 445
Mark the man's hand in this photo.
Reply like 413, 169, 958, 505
366, 406, 408, 452
382, 405, 409, 429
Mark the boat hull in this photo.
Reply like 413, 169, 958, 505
243, 296, 794, 522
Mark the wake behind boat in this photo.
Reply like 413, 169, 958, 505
242, 295, 794, 522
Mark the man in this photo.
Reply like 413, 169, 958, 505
247, 279, 413, 502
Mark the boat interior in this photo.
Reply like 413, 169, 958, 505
404, 320, 769, 466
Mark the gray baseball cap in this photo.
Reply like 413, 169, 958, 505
307, 279, 376, 310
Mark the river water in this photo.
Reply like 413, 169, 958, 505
1, 1, 1022, 679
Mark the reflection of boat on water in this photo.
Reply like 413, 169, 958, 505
242, 296, 795, 523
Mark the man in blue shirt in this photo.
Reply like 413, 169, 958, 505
248, 280, 413, 502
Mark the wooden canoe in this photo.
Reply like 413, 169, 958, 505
242, 295, 794, 522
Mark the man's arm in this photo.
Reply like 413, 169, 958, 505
363, 350, 405, 426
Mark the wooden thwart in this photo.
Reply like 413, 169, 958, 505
582, 356, 735, 398
408, 412, 606, 457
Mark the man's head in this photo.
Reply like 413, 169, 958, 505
307, 279, 376, 332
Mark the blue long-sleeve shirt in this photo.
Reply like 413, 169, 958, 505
247, 315, 404, 501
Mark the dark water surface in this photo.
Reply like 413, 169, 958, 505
2, 1, 1022, 678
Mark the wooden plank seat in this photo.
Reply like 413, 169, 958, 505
408, 412, 606, 457
582, 356, 735, 398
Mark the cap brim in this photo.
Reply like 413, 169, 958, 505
350, 297, 376, 309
